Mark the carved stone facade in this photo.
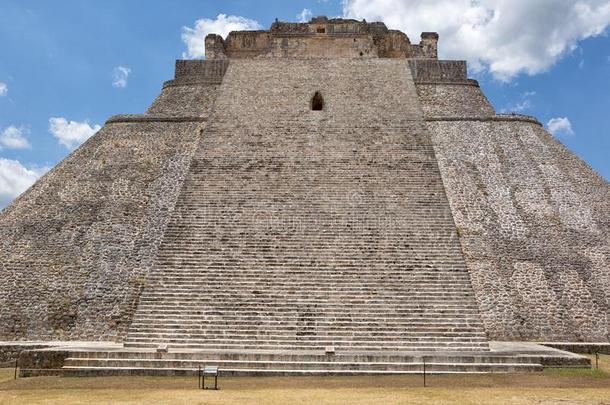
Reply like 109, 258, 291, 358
205, 17, 438, 59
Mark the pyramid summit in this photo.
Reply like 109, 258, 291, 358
1, 17, 608, 375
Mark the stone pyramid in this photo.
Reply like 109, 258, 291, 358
1, 17, 608, 375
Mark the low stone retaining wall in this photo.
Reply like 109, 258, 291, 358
0, 343, 52, 363
542, 343, 610, 355
17, 350, 70, 377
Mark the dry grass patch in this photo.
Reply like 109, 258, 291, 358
0, 355, 609, 404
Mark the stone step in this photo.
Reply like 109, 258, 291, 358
141, 289, 476, 296
129, 324, 484, 331
143, 281, 474, 287
157, 240, 465, 244
62, 358, 541, 374
68, 351, 533, 363
147, 270, 472, 274
127, 326, 487, 334
154, 272, 468, 275
150, 267, 469, 270
144, 279, 474, 285
129, 327, 485, 335
156, 253, 465, 257
123, 335, 488, 344
143, 283, 474, 289
136, 297, 478, 305
139, 290, 477, 297
124, 339, 488, 352
132, 304, 481, 312
125, 335, 488, 344
140, 296, 476, 302
140, 287, 475, 293
127, 320, 485, 329
131, 314, 484, 322
144, 280, 474, 286
60, 364, 542, 376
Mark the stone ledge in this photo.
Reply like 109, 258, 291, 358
163, 78, 223, 88
408, 59, 467, 82
174, 59, 229, 79
541, 342, 610, 355
426, 114, 542, 126
1, 344, 50, 363
415, 79, 480, 87
1, 341, 121, 362
106, 114, 207, 124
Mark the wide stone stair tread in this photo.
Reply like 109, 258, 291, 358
128, 320, 484, 328
60, 356, 543, 375
123, 341, 489, 350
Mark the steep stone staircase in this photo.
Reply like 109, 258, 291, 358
71, 59, 515, 374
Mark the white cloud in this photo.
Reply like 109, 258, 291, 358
0, 126, 31, 150
49, 117, 101, 149
503, 91, 535, 113
547, 117, 574, 137
181, 14, 262, 59
298, 8, 313, 23
0, 82, 7, 96
112, 66, 131, 88
0, 158, 49, 208
342, 0, 610, 81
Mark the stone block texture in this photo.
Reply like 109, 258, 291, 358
426, 118, 610, 341
415, 78, 609, 342
0, 74, 221, 341
205, 17, 437, 59
0, 19, 608, 347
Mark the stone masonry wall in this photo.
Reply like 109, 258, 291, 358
0, 65, 223, 341
408, 60, 467, 82
206, 18, 438, 59
425, 118, 610, 341
415, 69, 609, 341
415, 83, 495, 118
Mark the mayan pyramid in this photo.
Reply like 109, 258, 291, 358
1, 17, 608, 375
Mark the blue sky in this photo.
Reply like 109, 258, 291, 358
1, 0, 609, 207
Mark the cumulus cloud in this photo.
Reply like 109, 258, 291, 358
49, 117, 101, 149
547, 117, 574, 136
342, 0, 610, 80
0, 158, 49, 209
298, 8, 313, 23
0, 82, 7, 96
0, 126, 31, 150
112, 66, 131, 88
181, 14, 262, 59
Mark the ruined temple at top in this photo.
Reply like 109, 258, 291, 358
1, 17, 609, 375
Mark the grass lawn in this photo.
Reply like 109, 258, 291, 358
0, 355, 609, 404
